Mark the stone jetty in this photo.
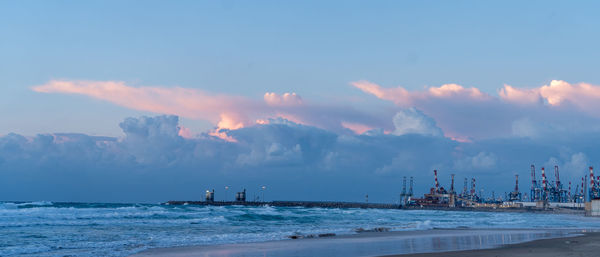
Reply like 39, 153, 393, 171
164, 200, 400, 209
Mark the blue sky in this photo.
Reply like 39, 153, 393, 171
3, 1, 600, 135
2, 1, 600, 202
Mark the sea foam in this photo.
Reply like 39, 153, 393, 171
2, 202, 600, 256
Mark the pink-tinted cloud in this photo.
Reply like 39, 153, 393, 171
33, 80, 386, 139
33, 80, 249, 127
536, 80, 600, 107
178, 126, 193, 139
351, 81, 502, 139
352, 80, 600, 140
499, 80, 600, 111
215, 113, 247, 130
341, 122, 373, 134
350, 81, 490, 107
351, 80, 412, 105
535, 80, 600, 113
33, 80, 263, 142
427, 83, 489, 100
264, 92, 303, 106
498, 84, 542, 105
208, 113, 248, 142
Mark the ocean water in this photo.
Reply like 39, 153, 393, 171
2, 202, 600, 256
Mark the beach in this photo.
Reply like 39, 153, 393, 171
391, 232, 600, 257
5, 202, 600, 256
130, 228, 587, 257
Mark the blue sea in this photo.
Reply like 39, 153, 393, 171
2, 201, 600, 256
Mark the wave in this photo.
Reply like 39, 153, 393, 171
0, 201, 54, 209
3, 203, 600, 257
229, 213, 286, 221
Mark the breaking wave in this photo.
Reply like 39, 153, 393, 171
2, 202, 600, 256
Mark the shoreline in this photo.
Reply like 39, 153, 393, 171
387, 231, 600, 257
130, 228, 585, 257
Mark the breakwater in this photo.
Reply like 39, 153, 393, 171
164, 200, 584, 214
165, 200, 400, 209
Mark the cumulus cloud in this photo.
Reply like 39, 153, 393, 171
500, 80, 600, 112
264, 92, 303, 106
391, 108, 443, 137
230, 118, 337, 167
498, 85, 542, 105
178, 126, 193, 139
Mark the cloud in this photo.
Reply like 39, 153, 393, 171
351, 80, 509, 139
18, 78, 600, 202
391, 108, 443, 137
498, 85, 542, 105
350, 81, 490, 107
351, 80, 412, 105
544, 152, 589, 179
352, 80, 600, 140
264, 92, 303, 106
33, 80, 389, 138
427, 83, 489, 100
511, 118, 541, 138
33, 79, 600, 143
230, 118, 337, 167
341, 122, 374, 135
500, 80, 600, 116
33, 80, 247, 124
353, 79, 600, 113
178, 126, 193, 139
454, 152, 497, 170
563, 153, 589, 178
3, 115, 600, 202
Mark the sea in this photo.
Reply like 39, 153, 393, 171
2, 201, 600, 256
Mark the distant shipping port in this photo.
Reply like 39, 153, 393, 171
167, 164, 600, 216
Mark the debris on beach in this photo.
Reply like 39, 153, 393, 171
287, 233, 336, 239
355, 227, 390, 233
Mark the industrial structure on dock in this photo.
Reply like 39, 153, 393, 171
187, 164, 600, 216
402, 165, 600, 211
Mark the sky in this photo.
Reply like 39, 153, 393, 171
2, 1, 600, 203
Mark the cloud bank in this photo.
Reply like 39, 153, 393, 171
16, 79, 600, 202
2, 114, 600, 203
36, 79, 600, 143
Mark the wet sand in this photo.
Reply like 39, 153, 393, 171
130, 229, 581, 257
389, 232, 600, 257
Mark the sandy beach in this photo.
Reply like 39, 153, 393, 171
389, 232, 600, 257
130, 228, 586, 257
